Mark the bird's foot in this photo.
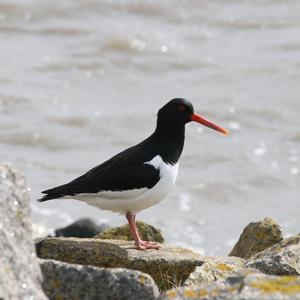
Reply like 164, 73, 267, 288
135, 240, 160, 250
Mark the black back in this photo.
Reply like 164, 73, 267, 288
39, 98, 194, 201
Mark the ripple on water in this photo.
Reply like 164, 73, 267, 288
47, 116, 90, 128
103, 37, 147, 53
273, 42, 300, 52
169, 56, 219, 71
209, 17, 299, 30
0, 95, 31, 111
0, 132, 72, 150
290, 132, 300, 143
34, 27, 91, 37
0, 25, 89, 36
191, 182, 242, 204
248, 175, 284, 189
115, 1, 175, 19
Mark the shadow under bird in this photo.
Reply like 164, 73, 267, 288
38, 98, 229, 250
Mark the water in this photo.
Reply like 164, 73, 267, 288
1, 0, 300, 255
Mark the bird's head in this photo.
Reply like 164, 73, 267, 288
157, 98, 229, 135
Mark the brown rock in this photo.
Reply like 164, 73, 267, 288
36, 237, 204, 290
229, 218, 283, 259
95, 221, 164, 243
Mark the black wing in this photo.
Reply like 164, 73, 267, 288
38, 140, 160, 202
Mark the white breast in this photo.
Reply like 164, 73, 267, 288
70, 155, 179, 214
142, 155, 179, 207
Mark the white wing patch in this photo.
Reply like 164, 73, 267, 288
69, 155, 179, 214
144, 155, 178, 182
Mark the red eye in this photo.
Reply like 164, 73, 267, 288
178, 105, 185, 112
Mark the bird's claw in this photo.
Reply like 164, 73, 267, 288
135, 240, 160, 250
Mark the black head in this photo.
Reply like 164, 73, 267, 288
156, 98, 229, 135
157, 98, 194, 128
153, 98, 228, 164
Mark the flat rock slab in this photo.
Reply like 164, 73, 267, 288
160, 270, 300, 300
36, 237, 204, 290
40, 258, 159, 300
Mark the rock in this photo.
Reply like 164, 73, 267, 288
229, 218, 283, 259
185, 256, 246, 286
39, 258, 159, 300
95, 221, 164, 243
55, 218, 108, 238
0, 164, 47, 300
246, 233, 300, 276
36, 237, 204, 290
160, 270, 300, 300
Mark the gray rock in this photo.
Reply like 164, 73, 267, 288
160, 270, 300, 300
55, 218, 108, 238
185, 256, 246, 286
229, 218, 283, 259
0, 164, 47, 300
246, 233, 300, 275
40, 258, 159, 300
36, 237, 204, 290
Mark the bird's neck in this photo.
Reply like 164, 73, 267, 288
153, 123, 185, 165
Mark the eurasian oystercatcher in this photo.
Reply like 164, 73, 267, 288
38, 98, 229, 250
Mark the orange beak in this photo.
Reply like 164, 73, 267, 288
190, 113, 229, 136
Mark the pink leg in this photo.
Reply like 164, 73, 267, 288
126, 212, 160, 250
133, 214, 158, 246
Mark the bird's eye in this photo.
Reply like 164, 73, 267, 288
178, 105, 186, 112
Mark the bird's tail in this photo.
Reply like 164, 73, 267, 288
37, 186, 66, 202
37, 193, 63, 202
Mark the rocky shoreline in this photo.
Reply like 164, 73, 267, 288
1, 164, 300, 299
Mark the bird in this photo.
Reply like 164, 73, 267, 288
38, 98, 229, 250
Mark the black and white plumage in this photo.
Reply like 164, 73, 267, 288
39, 98, 228, 250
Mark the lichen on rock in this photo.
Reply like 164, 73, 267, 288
160, 270, 300, 300
185, 256, 246, 286
250, 276, 300, 295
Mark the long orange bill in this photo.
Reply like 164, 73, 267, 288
190, 113, 229, 136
